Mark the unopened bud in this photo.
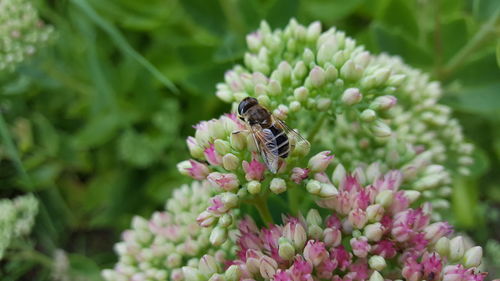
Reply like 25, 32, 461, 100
360, 109, 377, 122
309, 66, 326, 88
364, 223, 384, 241
270, 178, 287, 194
199, 255, 220, 277
214, 139, 231, 155
306, 180, 321, 195
316, 98, 332, 111
247, 181, 261, 194
319, 183, 338, 198
371, 120, 392, 138
182, 267, 203, 281
278, 237, 295, 260
369, 271, 384, 281
435, 237, 450, 257
340, 60, 363, 81
375, 190, 394, 207
331, 164, 346, 186
209, 227, 227, 246
463, 246, 482, 268
230, 131, 246, 150
292, 61, 307, 80
369, 256, 387, 271
218, 214, 233, 227
293, 87, 309, 102
289, 101, 301, 112
341, 88, 362, 105
449, 236, 466, 262
224, 265, 241, 281
306, 209, 322, 226
370, 95, 397, 111
222, 153, 239, 171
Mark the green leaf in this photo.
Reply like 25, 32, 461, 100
370, 23, 432, 67
73, 113, 123, 149
452, 177, 479, 229
473, 0, 500, 21
69, 254, 104, 281
441, 17, 469, 61
302, 0, 366, 24
496, 40, 500, 68
378, 0, 419, 37
179, 0, 226, 35
445, 82, 500, 120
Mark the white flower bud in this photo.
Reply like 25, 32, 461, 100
293, 86, 309, 102
214, 139, 231, 155
309, 66, 326, 88
371, 120, 392, 138
341, 88, 362, 105
278, 237, 295, 260
224, 265, 241, 281
209, 227, 227, 246
292, 61, 307, 80
306, 180, 321, 195
247, 181, 262, 194
463, 246, 483, 268
375, 190, 394, 207
340, 60, 363, 81
319, 183, 338, 198
331, 163, 346, 186
364, 223, 384, 241
369, 271, 384, 281
270, 178, 287, 194
449, 236, 466, 262
369, 256, 387, 271
222, 153, 239, 171
360, 109, 377, 122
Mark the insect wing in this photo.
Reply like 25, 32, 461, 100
251, 127, 279, 173
272, 116, 310, 151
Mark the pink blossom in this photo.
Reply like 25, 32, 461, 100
303, 240, 328, 266
207, 172, 239, 191
291, 167, 309, 184
308, 151, 334, 173
242, 158, 266, 181
402, 257, 423, 281
185, 160, 210, 180
350, 237, 371, 258
204, 143, 223, 165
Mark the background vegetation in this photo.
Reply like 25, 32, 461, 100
0, 0, 499, 279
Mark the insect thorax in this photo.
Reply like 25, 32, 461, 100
246, 106, 272, 127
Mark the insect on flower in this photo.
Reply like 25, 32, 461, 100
236, 97, 310, 173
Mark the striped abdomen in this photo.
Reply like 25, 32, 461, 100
268, 125, 289, 158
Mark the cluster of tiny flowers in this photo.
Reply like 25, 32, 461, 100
0, 0, 54, 72
0, 193, 38, 259
215, 19, 473, 205
220, 169, 486, 281
102, 181, 237, 281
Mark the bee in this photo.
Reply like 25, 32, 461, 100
236, 97, 310, 173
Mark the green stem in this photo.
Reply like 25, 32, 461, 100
307, 113, 328, 143
253, 196, 273, 225
287, 185, 299, 215
439, 10, 500, 79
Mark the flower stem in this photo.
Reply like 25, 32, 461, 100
307, 113, 328, 143
254, 196, 273, 225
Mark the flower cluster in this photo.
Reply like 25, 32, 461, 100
102, 181, 237, 281
222, 169, 486, 281
0, 0, 54, 72
0, 193, 38, 259
215, 19, 473, 204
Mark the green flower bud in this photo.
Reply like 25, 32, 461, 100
463, 246, 483, 268
293, 86, 309, 102
247, 181, 262, 194
224, 265, 241, 281
306, 180, 321, 195
214, 139, 231, 155
341, 88, 362, 105
360, 109, 377, 122
449, 236, 466, 262
278, 237, 295, 260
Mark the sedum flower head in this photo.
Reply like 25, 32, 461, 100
212, 19, 473, 210
0, 0, 54, 72
219, 169, 486, 280
0, 193, 38, 260
102, 181, 237, 281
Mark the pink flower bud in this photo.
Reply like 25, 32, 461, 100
290, 167, 309, 184
341, 88, 362, 105
323, 227, 341, 247
204, 143, 223, 166
350, 236, 371, 258
308, 151, 334, 173
196, 211, 216, 227
303, 240, 328, 266
348, 208, 368, 229
370, 95, 397, 111
207, 172, 240, 191
402, 257, 423, 281
309, 66, 326, 88
177, 160, 210, 180
424, 222, 453, 244
242, 158, 266, 181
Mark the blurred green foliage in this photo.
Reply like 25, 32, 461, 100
0, 0, 498, 279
